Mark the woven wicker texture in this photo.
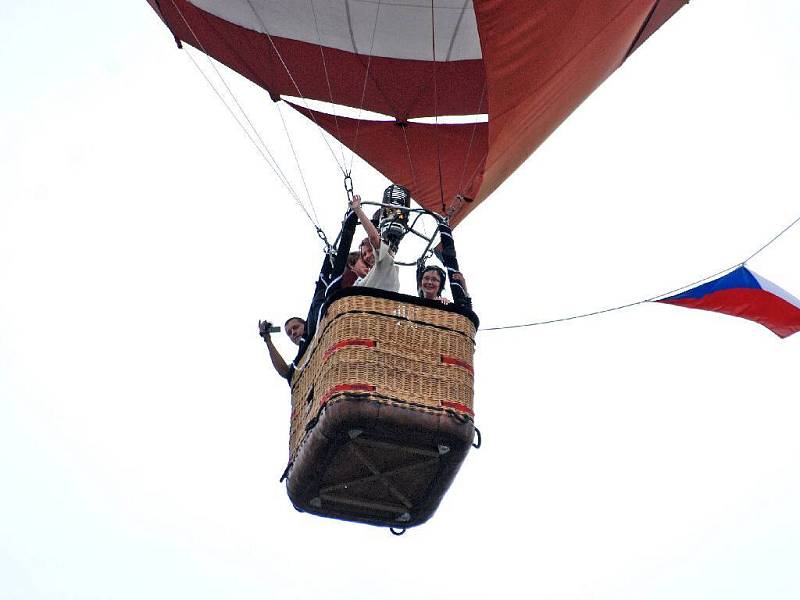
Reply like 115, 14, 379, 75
289, 293, 477, 459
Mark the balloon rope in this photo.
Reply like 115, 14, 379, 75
400, 125, 418, 191
349, 0, 383, 174
170, 0, 334, 240
481, 212, 800, 331
309, 0, 348, 170
480, 264, 739, 331
430, 1, 447, 215
242, 0, 348, 177
177, 25, 320, 230
741, 212, 800, 264
455, 84, 487, 198
274, 100, 321, 226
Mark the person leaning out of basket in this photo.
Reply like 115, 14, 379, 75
259, 317, 306, 380
350, 192, 402, 293
258, 251, 368, 381
258, 202, 370, 382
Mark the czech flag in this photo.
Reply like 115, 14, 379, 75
657, 266, 800, 338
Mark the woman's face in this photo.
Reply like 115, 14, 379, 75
360, 239, 375, 268
352, 256, 370, 278
420, 270, 442, 298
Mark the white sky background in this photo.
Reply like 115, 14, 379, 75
1, 1, 799, 598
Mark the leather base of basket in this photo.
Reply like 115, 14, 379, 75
287, 394, 474, 529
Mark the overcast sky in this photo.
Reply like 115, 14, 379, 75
2, 2, 799, 599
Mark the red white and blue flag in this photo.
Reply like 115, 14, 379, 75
657, 266, 800, 338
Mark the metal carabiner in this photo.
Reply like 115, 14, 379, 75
316, 226, 335, 260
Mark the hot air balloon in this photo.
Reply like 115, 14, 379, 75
145, 0, 688, 531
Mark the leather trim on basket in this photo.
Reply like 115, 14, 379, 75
319, 383, 376, 406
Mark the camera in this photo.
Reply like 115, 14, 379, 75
259, 320, 281, 337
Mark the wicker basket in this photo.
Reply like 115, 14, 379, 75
285, 287, 478, 528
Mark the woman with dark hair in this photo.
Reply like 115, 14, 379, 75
417, 265, 448, 302
417, 264, 471, 309
417, 220, 472, 309
341, 249, 370, 288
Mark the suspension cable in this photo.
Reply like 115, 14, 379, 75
445, 1, 489, 218
455, 84, 487, 198
172, 4, 321, 230
400, 125, 418, 191
182, 50, 285, 192
243, 0, 348, 177
274, 100, 321, 226
349, 0, 383, 174
430, 1, 447, 215
171, 2, 292, 190
309, 0, 348, 170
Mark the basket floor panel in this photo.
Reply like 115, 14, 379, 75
287, 398, 472, 528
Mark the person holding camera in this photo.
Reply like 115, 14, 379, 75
258, 317, 305, 380
259, 199, 365, 382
